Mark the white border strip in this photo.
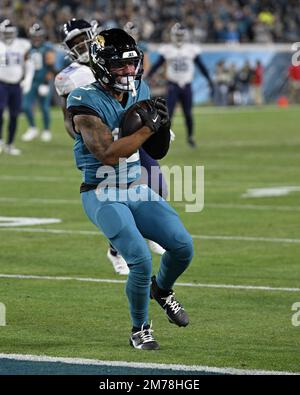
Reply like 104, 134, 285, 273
0, 353, 297, 375
0, 274, 299, 293
1, 227, 300, 245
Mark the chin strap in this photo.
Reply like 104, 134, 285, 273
115, 75, 137, 96
129, 79, 137, 97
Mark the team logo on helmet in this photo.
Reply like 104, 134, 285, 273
95, 35, 105, 48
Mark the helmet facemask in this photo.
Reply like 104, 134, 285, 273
0, 20, 17, 45
90, 35, 144, 96
64, 29, 94, 64
108, 55, 143, 95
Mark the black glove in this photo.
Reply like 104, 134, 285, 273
135, 101, 161, 133
142, 97, 171, 160
152, 97, 171, 128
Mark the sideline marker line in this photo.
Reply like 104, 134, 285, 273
0, 353, 298, 375
0, 273, 299, 293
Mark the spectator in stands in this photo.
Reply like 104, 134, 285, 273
252, 60, 264, 105
213, 20, 227, 43
252, 19, 273, 43
227, 63, 238, 106
224, 22, 240, 44
235, 61, 253, 105
288, 64, 300, 104
2, 0, 300, 44
213, 60, 231, 106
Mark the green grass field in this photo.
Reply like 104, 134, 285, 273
0, 105, 300, 374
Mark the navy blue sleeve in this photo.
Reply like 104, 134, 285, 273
194, 56, 212, 84
147, 55, 166, 78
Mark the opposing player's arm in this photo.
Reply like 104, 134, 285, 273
44, 50, 56, 81
145, 55, 166, 79
73, 114, 153, 166
60, 96, 77, 140
21, 51, 34, 94
194, 56, 213, 86
55, 73, 79, 139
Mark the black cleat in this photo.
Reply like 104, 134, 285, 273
187, 137, 197, 148
129, 323, 160, 350
150, 276, 189, 327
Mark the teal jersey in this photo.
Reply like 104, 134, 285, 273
67, 80, 150, 185
30, 42, 54, 85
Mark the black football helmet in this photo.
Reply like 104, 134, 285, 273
61, 19, 93, 64
89, 28, 144, 94
0, 19, 17, 44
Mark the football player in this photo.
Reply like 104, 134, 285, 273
55, 19, 166, 276
55, 19, 130, 275
55, 19, 95, 140
146, 23, 214, 148
0, 19, 33, 155
123, 21, 168, 254
21, 23, 56, 143
66, 29, 194, 350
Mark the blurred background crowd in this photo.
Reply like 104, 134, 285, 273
1, 0, 300, 108
1, 0, 300, 44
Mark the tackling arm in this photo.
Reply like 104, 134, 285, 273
44, 50, 56, 81
73, 114, 153, 166
60, 96, 77, 140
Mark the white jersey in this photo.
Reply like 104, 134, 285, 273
55, 62, 95, 97
159, 43, 201, 87
0, 38, 31, 83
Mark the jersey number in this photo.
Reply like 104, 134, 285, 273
0, 52, 22, 66
112, 128, 139, 163
171, 59, 189, 72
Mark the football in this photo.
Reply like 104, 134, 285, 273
119, 100, 155, 138
119, 99, 170, 160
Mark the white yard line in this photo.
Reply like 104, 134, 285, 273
0, 353, 297, 375
0, 196, 80, 205
0, 175, 76, 183
203, 203, 300, 212
191, 234, 300, 244
1, 226, 300, 245
1, 196, 300, 212
0, 273, 299, 293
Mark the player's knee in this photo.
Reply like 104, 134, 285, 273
125, 240, 152, 268
127, 255, 152, 283
126, 264, 151, 293
174, 231, 194, 263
